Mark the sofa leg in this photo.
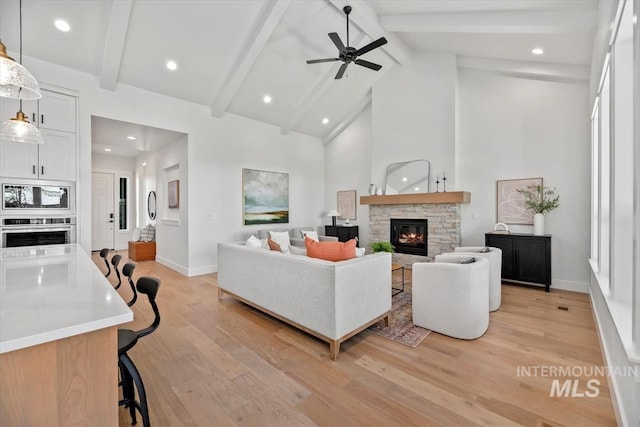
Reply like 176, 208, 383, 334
383, 314, 390, 327
217, 288, 224, 300
329, 340, 340, 361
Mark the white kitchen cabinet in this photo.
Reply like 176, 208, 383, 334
0, 89, 76, 181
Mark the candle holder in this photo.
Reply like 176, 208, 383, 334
442, 173, 447, 192
435, 177, 440, 193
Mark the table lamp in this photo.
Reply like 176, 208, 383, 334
327, 209, 340, 227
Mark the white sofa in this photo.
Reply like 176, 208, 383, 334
217, 242, 392, 360
413, 254, 490, 339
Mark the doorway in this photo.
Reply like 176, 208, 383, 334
91, 172, 114, 251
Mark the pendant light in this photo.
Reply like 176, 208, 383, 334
0, 0, 43, 144
0, 0, 41, 99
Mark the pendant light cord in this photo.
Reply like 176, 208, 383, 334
18, 0, 24, 108
19, 0, 23, 64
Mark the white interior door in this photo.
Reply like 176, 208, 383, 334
92, 172, 114, 251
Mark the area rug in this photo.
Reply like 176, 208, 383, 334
367, 281, 431, 348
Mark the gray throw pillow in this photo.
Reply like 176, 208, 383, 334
460, 257, 476, 264
479, 247, 491, 253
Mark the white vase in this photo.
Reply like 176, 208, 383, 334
376, 187, 383, 196
369, 184, 376, 195
533, 213, 545, 236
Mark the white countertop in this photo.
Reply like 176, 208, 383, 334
0, 244, 133, 354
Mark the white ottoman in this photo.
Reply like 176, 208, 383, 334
412, 255, 490, 340
453, 246, 502, 311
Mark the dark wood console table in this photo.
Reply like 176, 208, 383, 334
325, 225, 359, 246
485, 232, 551, 292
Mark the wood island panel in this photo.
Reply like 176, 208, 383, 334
0, 327, 118, 426
360, 191, 470, 205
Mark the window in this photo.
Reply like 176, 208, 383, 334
119, 177, 128, 231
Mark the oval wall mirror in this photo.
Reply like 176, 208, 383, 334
147, 191, 157, 220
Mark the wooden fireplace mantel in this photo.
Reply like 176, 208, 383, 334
360, 191, 470, 205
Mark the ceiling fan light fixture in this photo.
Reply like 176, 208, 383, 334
0, 109, 44, 144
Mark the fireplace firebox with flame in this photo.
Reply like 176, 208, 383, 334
390, 218, 428, 256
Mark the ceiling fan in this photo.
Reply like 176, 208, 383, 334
306, 5, 388, 79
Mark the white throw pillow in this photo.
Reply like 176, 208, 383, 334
140, 224, 155, 242
355, 247, 366, 257
246, 235, 263, 249
268, 231, 290, 252
301, 230, 319, 242
131, 227, 142, 242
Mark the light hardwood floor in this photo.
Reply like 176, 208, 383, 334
94, 251, 617, 427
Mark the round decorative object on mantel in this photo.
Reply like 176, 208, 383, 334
533, 213, 545, 235
376, 187, 383, 196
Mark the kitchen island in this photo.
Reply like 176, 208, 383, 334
0, 244, 133, 426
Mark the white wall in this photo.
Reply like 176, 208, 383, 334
457, 69, 591, 291
24, 55, 325, 276
372, 52, 457, 192
155, 136, 188, 273
325, 105, 372, 248
92, 152, 134, 172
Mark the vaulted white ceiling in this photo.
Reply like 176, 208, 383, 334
0, 0, 599, 152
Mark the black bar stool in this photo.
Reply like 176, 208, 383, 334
122, 263, 138, 307
118, 277, 161, 427
100, 248, 111, 277
111, 254, 123, 289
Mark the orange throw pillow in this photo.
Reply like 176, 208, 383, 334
267, 238, 282, 252
305, 237, 357, 262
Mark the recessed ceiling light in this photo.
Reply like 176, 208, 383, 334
104, 148, 111, 152
54, 20, 70, 32
414, 187, 420, 191
166, 60, 177, 71
402, 177, 407, 182
263, 95, 272, 104
142, 162, 147, 167
127, 135, 136, 140
322, 117, 329, 125
531, 48, 544, 55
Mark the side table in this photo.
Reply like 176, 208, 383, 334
391, 263, 405, 296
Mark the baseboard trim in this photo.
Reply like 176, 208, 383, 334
188, 264, 217, 277
155, 256, 188, 276
552, 279, 589, 293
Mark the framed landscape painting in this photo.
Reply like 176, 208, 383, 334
496, 177, 542, 224
242, 168, 289, 225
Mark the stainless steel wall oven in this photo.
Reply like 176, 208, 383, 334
1, 217, 76, 248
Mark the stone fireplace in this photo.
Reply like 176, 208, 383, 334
363, 192, 469, 268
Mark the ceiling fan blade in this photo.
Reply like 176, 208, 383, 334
306, 58, 340, 64
328, 32, 346, 52
355, 37, 388, 57
335, 63, 348, 79
354, 59, 382, 71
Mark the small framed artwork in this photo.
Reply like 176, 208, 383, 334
168, 180, 180, 209
242, 168, 289, 225
496, 177, 542, 224
337, 190, 357, 220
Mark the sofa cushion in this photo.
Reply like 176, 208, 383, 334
305, 237, 356, 262
246, 235, 266, 249
300, 230, 319, 242
267, 238, 282, 252
269, 230, 290, 251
